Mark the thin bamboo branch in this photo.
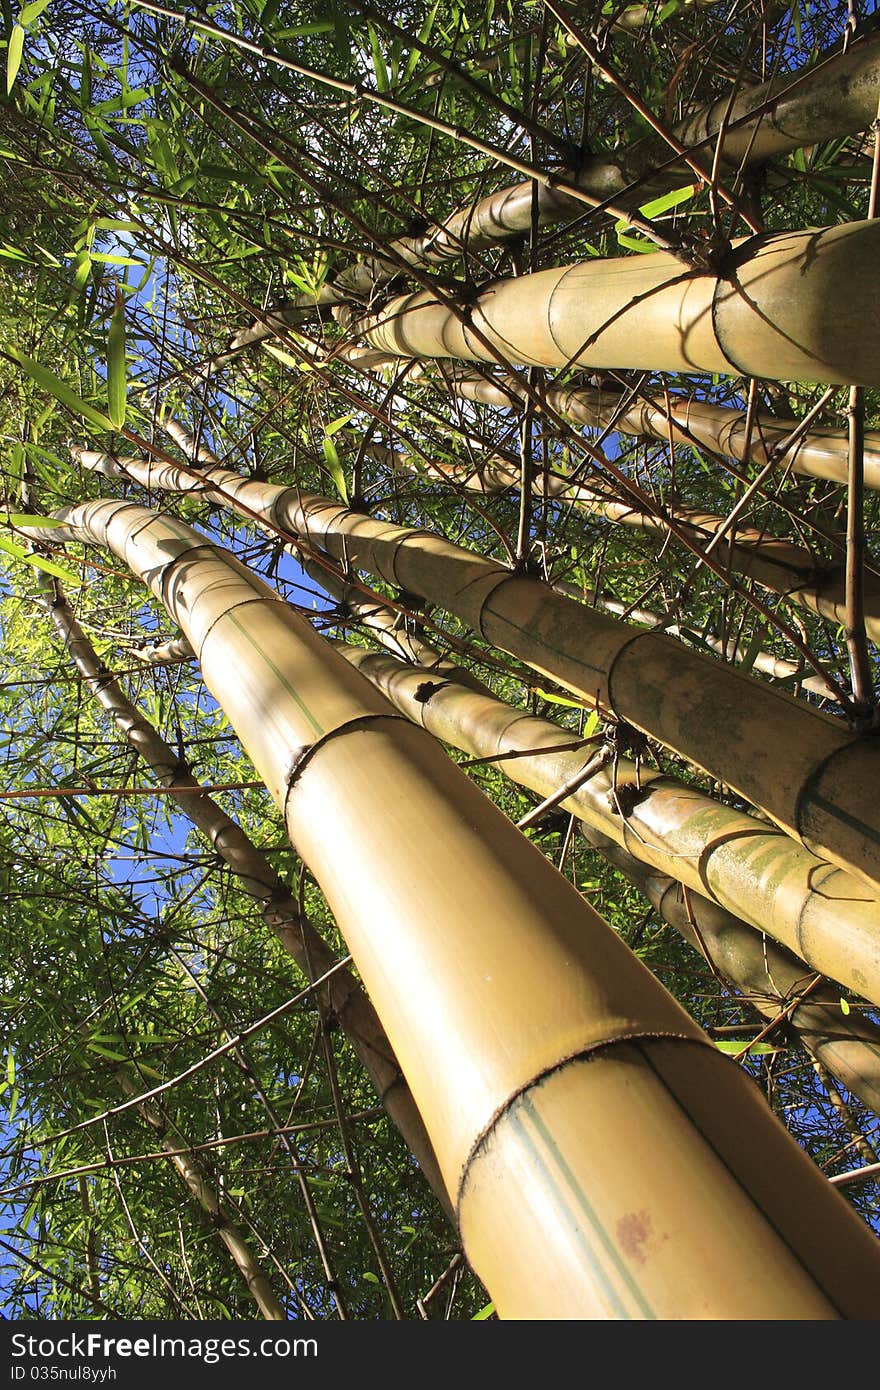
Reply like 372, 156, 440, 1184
114, 1072, 287, 1319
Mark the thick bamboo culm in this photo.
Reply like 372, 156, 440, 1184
336, 642, 880, 1008
576, 830, 880, 1117
353, 221, 880, 387
447, 372, 880, 491
30, 498, 880, 1318
308, 446, 834, 699
77, 451, 880, 895
40, 585, 448, 1212
114, 1072, 286, 1319
375, 441, 880, 642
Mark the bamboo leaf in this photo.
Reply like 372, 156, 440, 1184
535, 686, 587, 709
6, 25, 25, 95
367, 23, 390, 92
0, 535, 82, 586
404, 0, 441, 79
0, 533, 32, 563
615, 229, 658, 253
24, 554, 82, 584
4, 344, 113, 430
20, 0, 51, 23
840, 998, 851, 1015
263, 342, 308, 371
714, 1040, 778, 1056
637, 183, 697, 219
107, 292, 127, 428
472, 1301, 495, 1319
3, 514, 65, 528
322, 436, 349, 504
324, 413, 354, 437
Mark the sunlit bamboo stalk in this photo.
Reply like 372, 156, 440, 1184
376, 438, 880, 642
226, 32, 880, 315
447, 371, 880, 490
27, 498, 880, 1319
38, 583, 448, 1213
335, 641, 880, 1006
576, 828, 880, 1117
353, 221, 880, 387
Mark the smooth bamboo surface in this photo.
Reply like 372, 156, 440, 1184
338, 642, 880, 1007
356, 222, 880, 387
76, 452, 880, 895
32, 498, 880, 1320
379, 440, 880, 641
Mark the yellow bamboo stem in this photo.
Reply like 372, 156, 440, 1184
448, 372, 880, 491
336, 641, 880, 1006
42, 585, 448, 1212
578, 828, 880, 1117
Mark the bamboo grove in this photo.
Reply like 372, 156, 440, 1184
1, 0, 879, 1319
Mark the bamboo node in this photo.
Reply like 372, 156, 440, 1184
282, 713, 412, 817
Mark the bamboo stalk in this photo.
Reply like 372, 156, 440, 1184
115, 1072, 287, 1319
376, 438, 880, 642
226, 32, 880, 314
39, 585, 449, 1215
29, 497, 880, 1319
335, 641, 880, 1007
354, 221, 880, 387
560, 586, 836, 700
75, 451, 880, 894
576, 828, 880, 1116
447, 371, 880, 491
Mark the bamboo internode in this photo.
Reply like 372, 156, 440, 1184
30, 498, 880, 1319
